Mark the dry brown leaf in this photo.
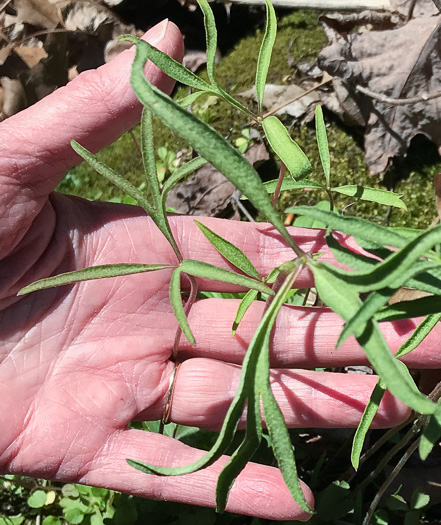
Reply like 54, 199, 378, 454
318, 14, 441, 174
14, 45, 47, 68
390, 0, 439, 16
15, 0, 63, 29
166, 143, 268, 218
388, 287, 432, 304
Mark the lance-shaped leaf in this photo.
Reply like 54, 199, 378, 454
287, 206, 408, 248
395, 313, 441, 358
256, 0, 277, 113
333, 185, 407, 210
377, 295, 441, 322
262, 116, 311, 180
18, 264, 174, 295
351, 379, 386, 470
337, 288, 395, 347
232, 289, 259, 336
326, 231, 378, 272
176, 91, 207, 108
194, 221, 261, 279
161, 157, 207, 207
311, 261, 436, 414
169, 268, 195, 345
71, 140, 182, 259
240, 178, 322, 199
256, 265, 313, 514
216, 390, 262, 513
130, 42, 295, 250
141, 108, 161, 206
120, 35, 212, 92
320, 225, 441, 293
420, 406, 441, 461
180, 259, 271, 295
315, 105, 330, 187
195, 0, 252, 116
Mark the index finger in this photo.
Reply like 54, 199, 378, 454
0, 20, 184, 256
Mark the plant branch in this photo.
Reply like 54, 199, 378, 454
356, 84, 441, 106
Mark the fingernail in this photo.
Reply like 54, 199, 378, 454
147, 19, 170, 46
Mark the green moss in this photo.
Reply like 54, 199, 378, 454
57, 8, 439, 229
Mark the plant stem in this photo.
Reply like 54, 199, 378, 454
271, 162, 286, 207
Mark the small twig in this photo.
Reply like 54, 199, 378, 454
405, 0, 418, 21
356, 84, 441, 106
362, 437, 420, 525
271, 162, 287, 206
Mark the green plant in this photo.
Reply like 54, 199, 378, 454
18, 0, 441, 521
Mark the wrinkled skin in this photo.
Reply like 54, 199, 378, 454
0, 19, 440, 522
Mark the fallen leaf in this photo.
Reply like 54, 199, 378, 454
166, 143, 268, 218
15, 0, 63, 29
318, 14, 441, 174
14, 45, 48, 68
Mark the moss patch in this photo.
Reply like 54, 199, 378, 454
57, 8, 440, 228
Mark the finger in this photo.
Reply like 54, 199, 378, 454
177, 297, 441, 369
146, 358, 411, 431
0, 20, 184, 255
80, 429, 314, 521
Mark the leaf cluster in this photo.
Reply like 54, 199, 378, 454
17, 0, 441, 520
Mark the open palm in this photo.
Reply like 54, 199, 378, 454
0, 19, 438, 522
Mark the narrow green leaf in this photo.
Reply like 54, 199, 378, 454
194, 221, 261, 279
255, 266, 313, 514
141, 108, 161, 206
333, 185, 407, 210
169, 268, 195, 345
197, 0, 218, 86
71, 140, 155, 215
232, 289, 259, 336
351, 379, 386, 470
161, 157, 207, 207
262, 385, 314, 514
130, 43, 295, 249
377, 295, 441, 322
326, 231, 378, 272
176, 91, 207, 108
315, 105, 330, 187
18, 264, 173, 295
256, 0, 277, 113
120, 35, 212, 92
419, 406, 441, 461
287, 206, 408, 249
71, 140, 182, 259
216, 391, 262, 513
321, 225, 441, 293
240, 178, 322, 199
262, 116, 311, 180
395, 313, 441, 358
293, 200, 334, 229
311, 261, 436, 414
180, 259, 272, 295
337, 288, 395, 347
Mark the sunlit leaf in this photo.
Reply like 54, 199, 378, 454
315, 105, 330, 187
176, 91, 208, 108
262, 116, 311, 180
232, 289, 259, 336
351, 379, 386, 470
255, 0, 277, 113
180, 259, 271, 295
395, 313, 441, 358
333, 185, 407, 210
18, 264, 173, 295
194, 221, 261, 279
337, 288, 395, 347
311, 261, 436, 414
419, 406, 441, 461
120, 35, 212, 92
377, 295, 441, 321
141, 108, 161, 206
130, 42, 295, 250
169, 268, 195, 345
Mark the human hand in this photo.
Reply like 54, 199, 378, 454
1, 19, 439, 522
